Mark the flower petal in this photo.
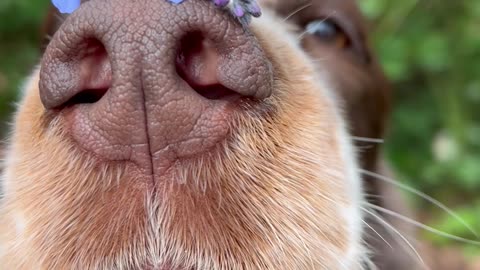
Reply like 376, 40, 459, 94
213, 0, 229, 7
52, 0, 81, 14
167, 0, 186, 4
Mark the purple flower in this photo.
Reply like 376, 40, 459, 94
167, 0, 186, 4
51, 0, 262, 26
228, 0, 262, 25
52, 0, 185, 14
52, 0, 81, 14
233, 3, 245, 18
245, 1, 261, 18
213, 0, 229, 7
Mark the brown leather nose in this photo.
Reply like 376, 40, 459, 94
39, 0, 273, 177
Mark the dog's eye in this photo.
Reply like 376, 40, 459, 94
304, 19, 350, 49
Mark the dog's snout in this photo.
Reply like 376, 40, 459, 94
39, 0, 273, 175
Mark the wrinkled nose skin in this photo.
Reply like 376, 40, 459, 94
40, 0, 273, 180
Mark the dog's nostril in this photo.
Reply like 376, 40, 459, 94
66, 39, 111, 107
175, 31, 240, 101
38, 0, 274, 167
40, 37, 112, 110
63, 88, 109, 108
193, 84, 239, 100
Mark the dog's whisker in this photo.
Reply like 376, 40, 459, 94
361, 206, 427, 269
391, 0, 423, 35
360, 169, 479, 238
363, 193, 384, 199
352, 137, 384, 144
357, 145, 375, 151
297, 11, 337, 40
365, 202, 480, 246
362, 256, 377, 270
374, 0, 423, 48
309, 52, 338, 64
282, 2, 313, 22
362, 219, 393, 249
310, 58, 330, 64
308, 51, 346, 70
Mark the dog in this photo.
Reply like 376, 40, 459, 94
0, 0, 421, 269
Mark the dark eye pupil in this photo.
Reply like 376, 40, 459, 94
305, 20, 338, 40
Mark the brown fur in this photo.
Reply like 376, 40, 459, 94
21, 1, 478, 269
0, 12, 365, 269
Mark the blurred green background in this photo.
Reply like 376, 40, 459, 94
361, 0, 480, 257
0, 0, 479, 258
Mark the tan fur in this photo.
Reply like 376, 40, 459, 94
0, 10, 365, 270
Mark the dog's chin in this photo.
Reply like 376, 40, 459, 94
0, 13, 365, 270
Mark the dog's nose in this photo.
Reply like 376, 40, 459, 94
39, 0, 273, 175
